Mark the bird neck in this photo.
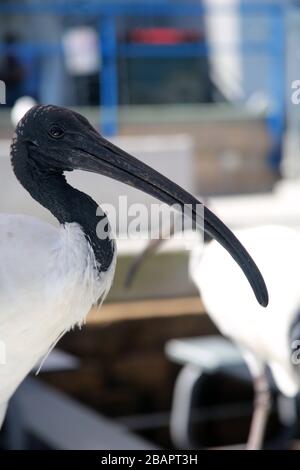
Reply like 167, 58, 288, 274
13, 155, 115, 272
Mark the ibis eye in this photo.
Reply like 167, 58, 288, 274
49, 126, 64, 139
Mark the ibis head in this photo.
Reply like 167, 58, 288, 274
11, 105, 268, 307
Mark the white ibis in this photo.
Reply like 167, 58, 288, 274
0, 105, 268, 429
125, 224, 300, 449
192, 225, 300, 449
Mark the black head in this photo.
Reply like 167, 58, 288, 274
10, 105, 269, 307
11, 105, 101, 174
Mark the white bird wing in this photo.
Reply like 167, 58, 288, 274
0, 214, 113, 406
191, 225, 300, 396
0, 214, 61, 404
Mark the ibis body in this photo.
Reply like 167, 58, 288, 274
0, 105, 267, 429
0, 215, 116, 426
191, 225, 300, 397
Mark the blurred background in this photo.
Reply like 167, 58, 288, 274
1, 0, 300, 450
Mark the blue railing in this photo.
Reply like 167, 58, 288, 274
0, 1, 285, 168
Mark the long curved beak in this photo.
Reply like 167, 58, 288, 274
77, 133, 268, 307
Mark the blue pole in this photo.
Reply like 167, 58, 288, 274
99, 15, 118, 136
267, 5, 285, 171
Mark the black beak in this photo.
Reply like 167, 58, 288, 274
77, 133, 268, 307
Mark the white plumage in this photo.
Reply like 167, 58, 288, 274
0, 215, 116, 416
191, 225, 300, 398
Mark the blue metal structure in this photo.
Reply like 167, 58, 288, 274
0, 1, 286, 167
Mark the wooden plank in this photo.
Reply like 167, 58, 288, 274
86, 296, 205, 325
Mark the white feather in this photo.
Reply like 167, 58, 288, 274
0, 214, 116, 417
190, 225, 300, 397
